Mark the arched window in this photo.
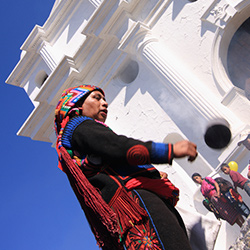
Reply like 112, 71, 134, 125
227, 17, 250, 100
119, 60, 139, 84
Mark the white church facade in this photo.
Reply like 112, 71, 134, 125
6, 0, 250, 249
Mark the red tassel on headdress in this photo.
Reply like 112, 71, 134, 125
59, 146, 121, 249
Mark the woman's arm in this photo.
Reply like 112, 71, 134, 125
70, 118, 197, 166
71, 119, 172, 165
213, 181, 221, 198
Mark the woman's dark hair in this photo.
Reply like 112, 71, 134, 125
214, 177, 233, 189
191, 173, 202, 180
75, 92, 91, 108
74, 89, 103, 110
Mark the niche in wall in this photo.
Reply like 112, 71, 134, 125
35, 70, 48, 88
227, 17, 250, 100
119, 60, 139, 84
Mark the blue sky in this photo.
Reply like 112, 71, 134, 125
0, 1, 98, 249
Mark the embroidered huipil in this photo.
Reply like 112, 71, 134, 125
61, 116, 179, 241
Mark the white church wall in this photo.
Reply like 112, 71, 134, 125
50, 1, 97, 59
24, 61, 50, 103
152, 1, 220, 94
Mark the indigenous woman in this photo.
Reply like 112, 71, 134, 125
192, 173, 244, 227
55, 85, 198, 250
215, 177, 250, 218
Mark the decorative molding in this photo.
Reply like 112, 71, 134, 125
141, 42, 224, 121
20, 25, 46, 52
221, 86, 243, 106
82, 0, 117, 36
118, 21, 157, 56
17, 102, 54, 142
6, 52, 40, 87
39, 42, 57, 71
234, 0, 250, 12
35, 56, 79, 105
119, 24, 242, 129
89, 0, 103, 8
201, 0, 237, 29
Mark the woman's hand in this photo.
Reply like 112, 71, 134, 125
173, 140, 198, 162
159, 171, 168, 179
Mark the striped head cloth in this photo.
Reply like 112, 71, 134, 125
54, 84, 104, 135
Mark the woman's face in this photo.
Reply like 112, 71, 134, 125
192, 176, 203, 184
81, 91, 108, 122
220, 183, 227, 192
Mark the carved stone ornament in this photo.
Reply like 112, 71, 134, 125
201, 0, 236, 29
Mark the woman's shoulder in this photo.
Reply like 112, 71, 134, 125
64, 116, 94, 134
69, 115, 93, 125
204, 176, 215, 184
62, 116, 94, 148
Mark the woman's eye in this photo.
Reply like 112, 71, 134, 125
94, 95, 100, 100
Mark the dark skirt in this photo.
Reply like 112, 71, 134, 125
210, 194, 241, 225
123, 189, 192, 250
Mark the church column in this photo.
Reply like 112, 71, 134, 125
118, 22, 244, 144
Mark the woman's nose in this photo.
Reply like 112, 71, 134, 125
102, 99, 108, 108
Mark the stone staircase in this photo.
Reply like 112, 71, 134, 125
229, 216, 250, 250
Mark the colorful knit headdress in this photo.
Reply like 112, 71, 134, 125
54, 84, 104, 135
